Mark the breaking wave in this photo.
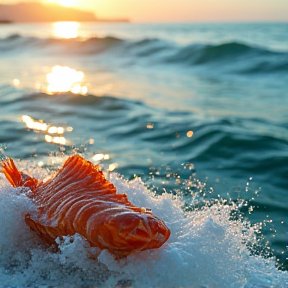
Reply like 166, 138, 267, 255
0, 161, 287, 288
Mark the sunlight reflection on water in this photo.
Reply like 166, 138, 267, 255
21, 115, 73, 146
53, 21, 80, 39
46, 65, 88, 95
45, 135, 70, 145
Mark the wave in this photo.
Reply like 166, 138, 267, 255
0, 162, 287, 287
1, 89, 287, 270
165, 42, 288, 72
1, 34, 287, 74
140, 114, 288, 184
2, 90, 288, 185
166, 42, 257, 64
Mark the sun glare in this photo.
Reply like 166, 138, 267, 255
53, 21, 80, 39
46, 65, 88, 95
55, 0, 78, 7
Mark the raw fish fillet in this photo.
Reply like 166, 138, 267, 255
1, 155, 170, 257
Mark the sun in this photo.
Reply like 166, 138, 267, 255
53, 0, 78, 7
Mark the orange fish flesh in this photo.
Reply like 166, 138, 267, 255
1, 155, 170, 257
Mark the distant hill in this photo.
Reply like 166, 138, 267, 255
0, 2, 98, 22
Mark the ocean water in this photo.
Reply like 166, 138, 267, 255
0, 22, 287, 287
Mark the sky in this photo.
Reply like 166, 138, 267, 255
1, 0, 288, 22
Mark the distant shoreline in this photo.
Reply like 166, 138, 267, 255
0, 20, 13, 24
0, 2, 129, 23
0, 19, 130, 23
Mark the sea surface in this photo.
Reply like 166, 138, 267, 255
0, 22, 287, 287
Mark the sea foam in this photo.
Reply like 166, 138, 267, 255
0, 159, 287, 288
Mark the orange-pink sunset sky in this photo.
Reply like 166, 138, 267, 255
1, 0, 288, 22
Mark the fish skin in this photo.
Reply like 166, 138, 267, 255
1, 155, 170, 257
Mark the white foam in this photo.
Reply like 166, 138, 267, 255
0, 161, 287, 288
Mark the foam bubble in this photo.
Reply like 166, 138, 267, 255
0, 161, 287, 288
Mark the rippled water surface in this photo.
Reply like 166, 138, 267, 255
0, 22, 287, 287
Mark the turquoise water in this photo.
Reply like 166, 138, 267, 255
0, 22, 287, 287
